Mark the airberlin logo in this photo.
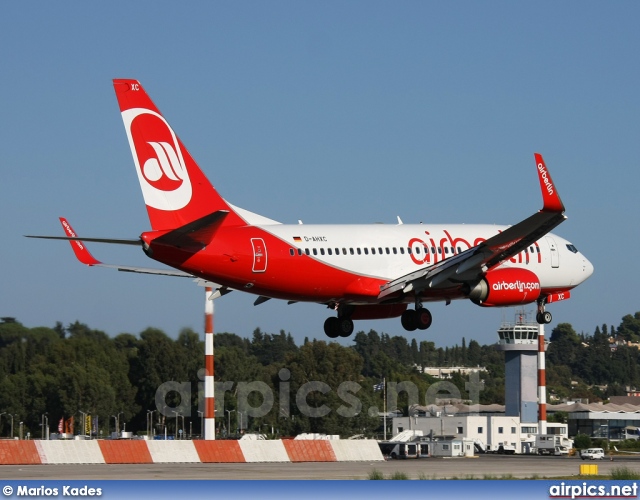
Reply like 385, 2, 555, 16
537, 162, 554, 196
61, 219, 87, 251
120, 108, 192, 211
492, 280, 540, 293
142, 141, 185, 191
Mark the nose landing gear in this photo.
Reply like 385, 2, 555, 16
536, 299, 552, 324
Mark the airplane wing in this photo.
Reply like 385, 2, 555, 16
613, 446, 640, 454
27, 218, 193, 278
378, 153, 566, 300
27, 218, 234, 296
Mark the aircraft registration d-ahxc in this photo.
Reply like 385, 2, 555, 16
27, 80, 594, 338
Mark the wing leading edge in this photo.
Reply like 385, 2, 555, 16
378, 153, 566, 301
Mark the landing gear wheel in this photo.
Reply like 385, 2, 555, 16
324, 317, 340, 338
338, 318, 354, 338
324, 317, 354, 338
536, 311, 552, 324
416, 308, 433, 330
401, 309, 418, 331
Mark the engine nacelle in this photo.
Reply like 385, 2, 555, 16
467, 268, 541, 307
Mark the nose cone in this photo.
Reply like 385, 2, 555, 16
581, 255, 594, 282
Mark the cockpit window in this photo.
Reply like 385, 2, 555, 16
566, 244, 578, 254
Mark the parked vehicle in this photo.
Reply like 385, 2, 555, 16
581, 448, 605, 460
555, 446, 569, 456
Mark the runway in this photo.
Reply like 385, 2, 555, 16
1, 455, 639, 480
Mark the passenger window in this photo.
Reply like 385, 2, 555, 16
335, 248, 340, 255
297, 249, 302, 256
320, 248, 325, 255
431, 247, 436, 254
313, 249, 318, 255
379, 247, 383, 254
393, 248, 397, 254
415, 247, 421, 254
400, 248, 405, 254
357, 248, 361, 255
437, 247, 442, 254
327, 248, 332, 255
364, 248, 369, 255
386, 248, 390, 254
350, 248, 354, 255
305, 249, 310, 255
407, 247, 412, 254
289, 249, 295, 256
445, 247, 449, 254
342, 248, 347, 255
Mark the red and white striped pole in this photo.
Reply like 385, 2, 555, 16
538, 323, 547, 435
204, 287, 215, 440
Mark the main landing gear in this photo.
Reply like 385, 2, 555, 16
401, 302, 433, 332
536, 299, 552, 324
324, 316, 354, 338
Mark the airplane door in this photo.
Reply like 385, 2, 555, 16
546, 236, 559, 268
251, 238, 267, 273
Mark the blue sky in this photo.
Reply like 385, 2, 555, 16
1, 2, 638, 347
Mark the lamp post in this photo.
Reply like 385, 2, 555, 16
238, 411, 244, 435
9, 414, 14, 439
117, 412, 124, 436
41, 412, 48, 440
0, 413, 5, 436
147, 410, 156, 438
111, 415, 118, 438
79, 411, 87, 439
197, 411, 203, 439
172, 411, 180, 440
226, 410, 235, 438
44, 414, 49, 440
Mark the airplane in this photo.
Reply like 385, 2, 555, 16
613, 446, 640, 454
27, 79, 594, 339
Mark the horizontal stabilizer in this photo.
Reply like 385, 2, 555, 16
152, 210, 229, 249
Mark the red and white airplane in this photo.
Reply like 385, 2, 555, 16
28, 79, 594, 338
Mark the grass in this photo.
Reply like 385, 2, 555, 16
610, 466, 640, 480
367, 469, 410, 480
367, 469, 385, 480
388, 471, 410, 480
367, 466, 639, 481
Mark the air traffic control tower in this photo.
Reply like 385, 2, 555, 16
495, 312, 548, 423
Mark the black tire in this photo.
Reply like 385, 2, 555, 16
338, 318, 354, 338
324, 317, 340, 338
543, 311, 553, 324
416, 308, 433, 330
401, 309, 418, 331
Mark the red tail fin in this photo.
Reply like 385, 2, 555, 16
113, 79, 243, 230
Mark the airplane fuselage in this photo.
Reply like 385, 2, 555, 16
148, 222, 592, 307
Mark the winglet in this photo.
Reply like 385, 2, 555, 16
59, 218, 101, 266
535, 153, 565, 213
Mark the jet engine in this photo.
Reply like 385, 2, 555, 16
467, 268, 541, 307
